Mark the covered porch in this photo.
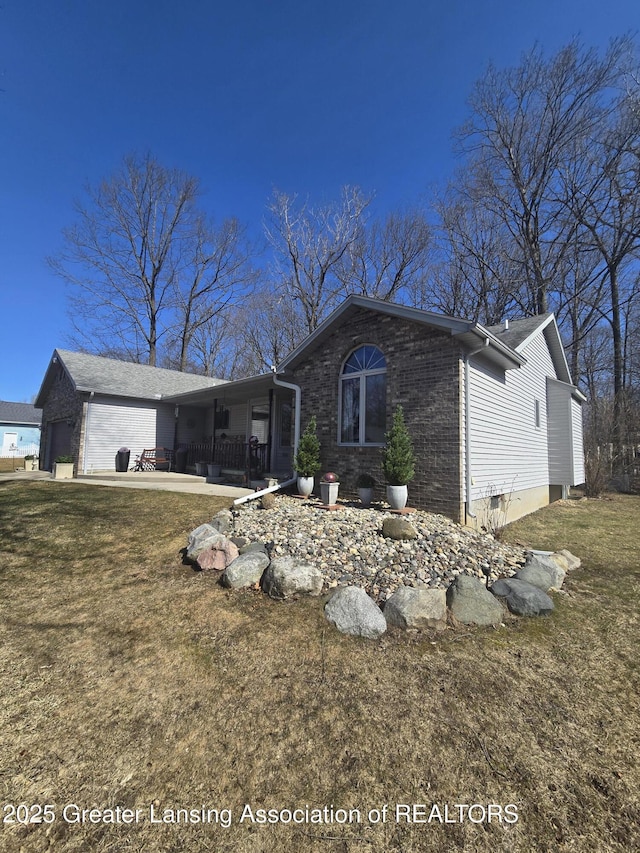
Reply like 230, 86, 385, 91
165, 373, 295, 485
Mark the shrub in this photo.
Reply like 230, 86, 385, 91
55, 455, 74, 464
294, 416, 321, 478
382, 406, 415, 486
356, 473, 376, 489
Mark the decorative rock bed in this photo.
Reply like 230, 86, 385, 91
184, 496, 581, 638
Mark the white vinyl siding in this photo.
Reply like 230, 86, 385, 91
546, 378, 572, 484
546, 378, 585, 486
466, 333, 557, 501
83, 396, 174, 472
571, 396, 585, 485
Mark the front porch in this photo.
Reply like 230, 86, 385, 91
166, 372, 295, 486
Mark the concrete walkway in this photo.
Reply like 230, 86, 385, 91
0, 469, 254, 499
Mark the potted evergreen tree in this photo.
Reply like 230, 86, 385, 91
382, 405, 415, 510
294, 416, 321, 496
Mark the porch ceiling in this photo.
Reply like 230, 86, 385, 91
163, 373, 279, 408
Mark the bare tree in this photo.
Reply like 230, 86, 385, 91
49, 153, 250, 370
336, 208, 432, 302
265, 186, 371, 333
168, 216, 255, 372
457, 37, 631, 316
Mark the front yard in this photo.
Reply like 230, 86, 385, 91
0, 482, 638, 852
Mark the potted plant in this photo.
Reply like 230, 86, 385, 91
320, 471, 340, 506
382, 405, 415, 510
356, 473, 376, 507
294, 416, 321, 497
53, 454, 75, 480
23, 454, 36, 472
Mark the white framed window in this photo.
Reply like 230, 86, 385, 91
338, 345, 387, 445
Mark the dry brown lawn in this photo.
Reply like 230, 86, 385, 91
0, 482, 638, 852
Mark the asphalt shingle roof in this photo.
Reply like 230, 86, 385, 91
485, 314, 552, 350
0, 401, 42, 424
55, 350, 226, 400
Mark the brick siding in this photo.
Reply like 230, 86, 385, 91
292, 307, 465, 521
40, 366, 85, 473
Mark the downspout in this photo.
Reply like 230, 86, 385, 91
464, 339, 489, 523
82, 391, 95, 475
233, 370, 301, 506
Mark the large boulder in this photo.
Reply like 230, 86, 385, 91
381, 517, 418, 541
186, 524, 226, 563
325, 586, 387, 639
222, 551, 270, 589
490, 578, 554, 617
555, 549, 581, 571
516, 553, 565, 591
210, 509, 233, 535
261, 556, 323, 599
384, 587, 447, 631
446, 575, 504, 626
239, 541, 269, 556
196, 536, 239, 571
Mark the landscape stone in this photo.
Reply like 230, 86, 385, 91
261, 556, 324, 599
382, 517, 418, 540
210, 509, 233, 534
222, 551, 270, 589
384, 587, 447, 631
517, 553, 566, 591
324, 586, 387, 639
446, 574, 504, 626
186, 524, 226, 562
556, 549, 581, 571
239, 541, 269, 556
196, 536, 239, 571
490, 577, 554, 617
261, 493, 276, 510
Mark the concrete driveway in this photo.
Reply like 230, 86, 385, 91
0, 469, 254, 499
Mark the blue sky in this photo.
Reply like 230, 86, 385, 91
1, 0, 638, 401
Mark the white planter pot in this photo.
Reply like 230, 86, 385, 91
297, 476, 314, 497
23, 459, 35, 472
320, 481, 340, 505
386, 484, 408, 510
207, 463, 222, 477
195, 462, 208, 476
53, 462, 74, 480
358, 487, 373, 507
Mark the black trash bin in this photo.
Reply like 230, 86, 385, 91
175, 447, 188, 474
116, 448, 130, 472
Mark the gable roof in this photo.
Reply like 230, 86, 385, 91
278, 295, 526, 373
35, 349, 226, 407
0, 400, 42, 425
486, 314, 573, 385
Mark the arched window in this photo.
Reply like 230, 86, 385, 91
339, 345, 387, 445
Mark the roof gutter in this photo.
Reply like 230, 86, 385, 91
233, 371, 301, 506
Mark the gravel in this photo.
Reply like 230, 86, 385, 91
231, 495, 526, 603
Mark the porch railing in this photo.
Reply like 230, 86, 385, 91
185, 441, 268, 476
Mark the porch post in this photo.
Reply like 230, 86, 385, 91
267, 388, 274, 475
212, 398, 217, 463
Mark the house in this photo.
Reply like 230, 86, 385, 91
0, 401, 42, 458
36, 296, 585, 525
35, 350, 227, 473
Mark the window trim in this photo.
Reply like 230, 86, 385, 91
337, 345, 387, 447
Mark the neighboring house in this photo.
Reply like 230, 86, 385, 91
0, 401, 42, 457
37, 296, 585, 526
